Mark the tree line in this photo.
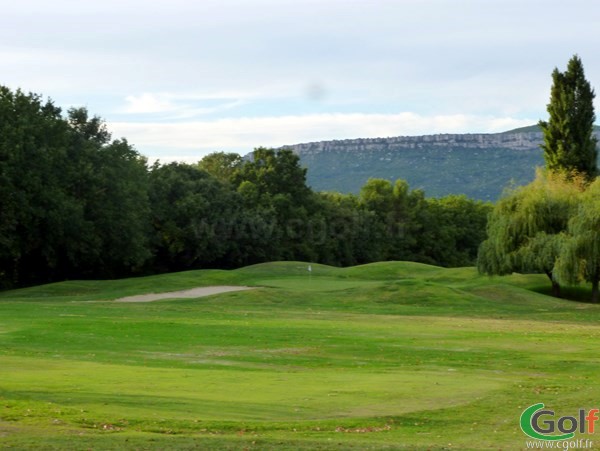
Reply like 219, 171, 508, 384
478, 55, 600, 302
5, 54, 596, 300
0, 87, 490, 288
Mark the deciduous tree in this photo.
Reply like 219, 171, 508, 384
198, 152, 242, 183
555, 179, 600, 302
478, 170, 584, 296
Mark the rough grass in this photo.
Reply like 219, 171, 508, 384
1, 261, 599, 449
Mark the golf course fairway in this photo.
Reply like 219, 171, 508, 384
1, 261, 599, 449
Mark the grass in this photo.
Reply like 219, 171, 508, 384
1, 261, 600, 449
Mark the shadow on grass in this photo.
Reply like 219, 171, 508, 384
530, 284, 594, 303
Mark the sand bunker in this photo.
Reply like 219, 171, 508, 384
114, 286, 254, 303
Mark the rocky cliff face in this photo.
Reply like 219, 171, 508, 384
282, 130, 600, 200
288, 131, 545, 155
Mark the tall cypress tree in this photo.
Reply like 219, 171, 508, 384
539, 55, 598, 179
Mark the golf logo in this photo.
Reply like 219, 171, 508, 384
520, 403, 599, 441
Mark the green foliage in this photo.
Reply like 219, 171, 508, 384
355, 179, 490, 267
150, 163, 216, 270
420, 195, 491, 267
0, 85, 492, 287
555, 178, 600, 302
0, 87, 150, 286
233, 147, 311, 204
148, 162, 255, 271
478, 169, 585, 296
0, 86, 69, 285
312, 191, 385, 266
359, 178, 394, 215
197, 151, 242, 183
232, 147, 315, 262
539, 54, 598, 179
72, 134, 151, 278
67, 106, 111, 145
480, 72, 600, 301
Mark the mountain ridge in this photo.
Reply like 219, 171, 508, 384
284, 125, 600, 200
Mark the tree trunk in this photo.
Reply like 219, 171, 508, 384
545, 270, 561, 298
551, 280, 561, 298
592, 279, 599, 303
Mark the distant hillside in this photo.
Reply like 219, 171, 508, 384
501, 124, 600, 134
286, 126, 600, 201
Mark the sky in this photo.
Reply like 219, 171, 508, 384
3, 0, 600, 163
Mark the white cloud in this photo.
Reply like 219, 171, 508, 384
119, 92, 248, 120
4, 0, 599, 165
109, 112, 535, 162
123, 93, 176, 114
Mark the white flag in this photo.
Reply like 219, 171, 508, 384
308, 265, 312, 272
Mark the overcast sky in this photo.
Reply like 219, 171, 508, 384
3, 0, 599, 162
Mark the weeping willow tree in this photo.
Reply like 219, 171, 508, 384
555, 179, 600, 302
478, 169, 585, 297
